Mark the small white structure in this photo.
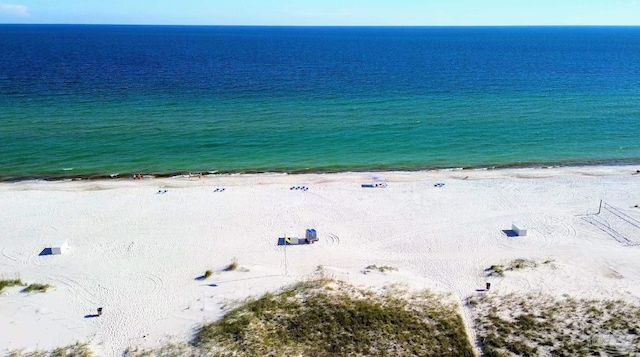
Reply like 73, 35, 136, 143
51, 240, 68, 255
372, 176, 387, 188
512, 222, 527, 236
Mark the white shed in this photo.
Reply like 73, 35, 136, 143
512, 223, 527, 236
51, 240, 68, 255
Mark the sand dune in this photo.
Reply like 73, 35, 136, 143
1, 166, 639, 356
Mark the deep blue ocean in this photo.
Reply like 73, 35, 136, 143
1, 25, 639, 180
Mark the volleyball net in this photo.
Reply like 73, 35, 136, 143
581, 201, 640, 246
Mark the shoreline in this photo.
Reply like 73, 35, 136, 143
1, 165, 640, 355
2, 157, 640, 183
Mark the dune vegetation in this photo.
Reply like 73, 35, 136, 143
7, 277, 640, 357
126, 277, 474, 357
469, 293, 640, 356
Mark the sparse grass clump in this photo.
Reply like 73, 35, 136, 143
7, 342, 92, 357
224, 258, 238, 272
487, 265, 505, 277
0, 278, 24, 292
508, 258, 535, 270
363, 264, 398, 274
486, 258, 538, 277
470, 293, 640, 356
23, 283, 51, 293
130, 279, 475, 356
1, 277, 52, 294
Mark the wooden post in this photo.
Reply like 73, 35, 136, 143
284, 233, 288, 276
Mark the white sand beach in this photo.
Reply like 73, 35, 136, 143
1, 166, 640, 356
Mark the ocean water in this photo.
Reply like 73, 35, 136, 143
1, 25, 639, 180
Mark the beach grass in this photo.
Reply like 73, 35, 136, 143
203, 270, 213, 279
363, 264, 398, 273
6, 342, 93, 357
22, 284, 52, 293
0, 278, 25, 292
127, 278, 475, 357
469, 293, 640, 356
223, 258, 238, 272
486, 258, 538, 277
17, 278, 640, 357
193, 278, 474, 356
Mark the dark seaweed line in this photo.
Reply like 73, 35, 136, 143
2, 157, 639, 183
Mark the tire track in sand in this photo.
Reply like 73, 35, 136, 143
2, 247, 28, 265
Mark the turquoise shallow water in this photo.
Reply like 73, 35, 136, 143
1, 26, 639, 180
